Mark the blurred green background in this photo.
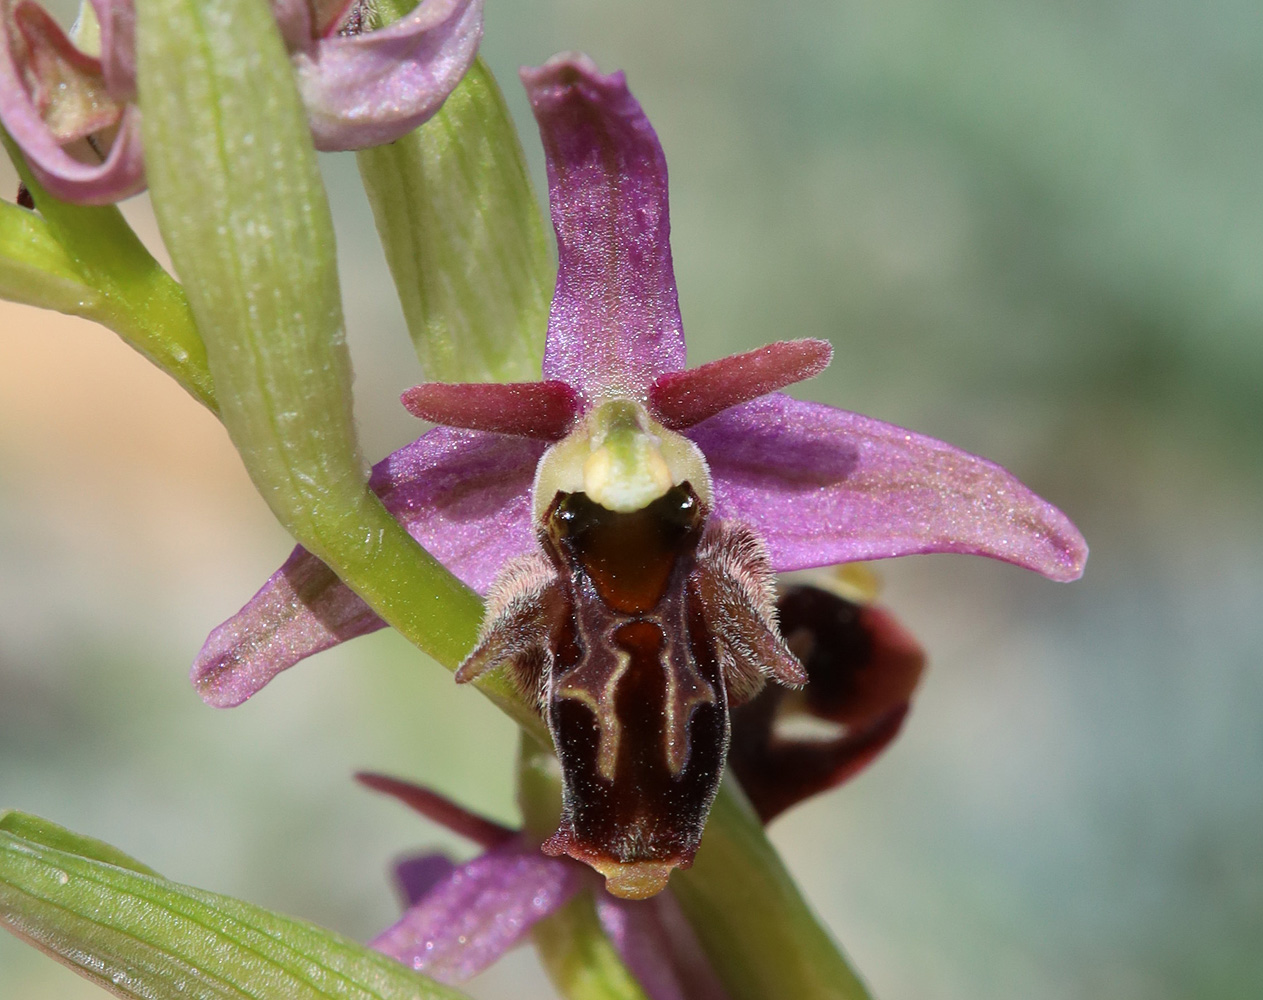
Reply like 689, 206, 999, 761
2, 0, 1261, 997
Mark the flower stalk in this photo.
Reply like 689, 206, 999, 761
133, 0, 488, 680
518, 735, 654, 1000
533, 894, 653, 1000
1, 130, 212, 410
674, 782, 872, 1000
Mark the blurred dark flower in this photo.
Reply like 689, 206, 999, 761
195, 53, 1085, 897
730, 582, 925, 823
0, 0, 480, 203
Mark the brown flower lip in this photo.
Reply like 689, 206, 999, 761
463, 483, 804, 898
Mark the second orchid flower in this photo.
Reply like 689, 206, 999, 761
0, 0, 482, 202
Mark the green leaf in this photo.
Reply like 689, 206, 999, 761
673, 781, 874, 1000
0, 812, 159, 877
358, 46, 552, 383
1, 131, 215, 412
0, 814, 469, 1000
134, 0, 490, 677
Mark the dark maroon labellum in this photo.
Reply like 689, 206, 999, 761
538, 485, 728, 898
457, 482, 805, 898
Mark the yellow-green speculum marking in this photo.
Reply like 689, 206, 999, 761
533, 399, 713, 517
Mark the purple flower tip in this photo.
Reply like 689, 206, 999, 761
0, 0, 145, 203
294, 0, 483, 151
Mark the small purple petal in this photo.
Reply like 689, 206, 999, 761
293, 0, 482, 151
0, 1, 145, 203
692, 394, 1088, 581
597, 892, 732, 1000
393, 853, 458, 906
649, 338, 833, 429
192, 428, 542, 707
523, 53, 686, 402
193, 545, 387, 708
371, 838, 584, 984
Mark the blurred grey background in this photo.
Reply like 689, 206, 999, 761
2, 0, 1261, 997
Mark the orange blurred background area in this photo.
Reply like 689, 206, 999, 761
2, 0, 1262, 998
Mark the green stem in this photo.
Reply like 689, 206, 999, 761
0, 199, 102, 316
134, 0, 481, 672
673, 780, 873, 1000
358, 22, 551, 382
1, 131, 215, 412
518, 738, 649, 1000
533, 895, 651, 1000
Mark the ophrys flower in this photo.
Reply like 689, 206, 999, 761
193, 53, 1086, 899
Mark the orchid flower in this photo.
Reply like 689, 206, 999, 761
357, 582, 921, 995
193, 53, 1086, 900
0, 0, 481, 203
0, 0, 144, 202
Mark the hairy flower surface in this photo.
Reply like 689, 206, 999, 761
0, 0, 481, 202
194, 53, 1086, 898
